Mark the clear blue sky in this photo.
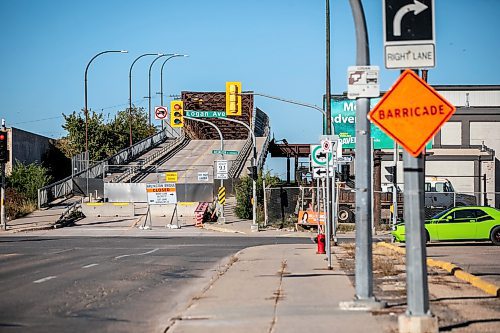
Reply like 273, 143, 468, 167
1, 0, 499, 176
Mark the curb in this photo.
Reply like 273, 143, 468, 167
10, 224, 55, 233
202, 224, 246, 234
377, 242, 500, 297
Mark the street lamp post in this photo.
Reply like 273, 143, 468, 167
147, 54, 176, 126
84, 50, 128, 153
128, 53, 162, 146
222, 117, 258, 232
159, 54, 188, 107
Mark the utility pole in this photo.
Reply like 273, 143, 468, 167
1, 119, 7, 230
341, 0, 384, 310
326, 0, 332, 136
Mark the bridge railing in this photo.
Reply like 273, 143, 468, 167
38, 128, 170, 208
111, 131, 187, 183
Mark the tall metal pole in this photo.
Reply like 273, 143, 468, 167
184, 116, 225, 219
349, 0, 375, 303
325, 152, 332, 269
398, 70, 437, 331
84, 50, 128, 153
148, 54, 170, 126
129, 53, 160, 146
403, 150, 430, 316
325, 0, 332, 135
1, 119, 6, 230
160, 54, 188, 106
392, 141, 399, 228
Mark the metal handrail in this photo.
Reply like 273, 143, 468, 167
112, 131, 187, 183
38, 128, 170, 208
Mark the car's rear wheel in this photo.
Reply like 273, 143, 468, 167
490, 226, 500, 246
425, 231, 430, 243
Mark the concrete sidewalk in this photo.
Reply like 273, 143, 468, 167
166, 244, 390, 333
0, 196, 82, 233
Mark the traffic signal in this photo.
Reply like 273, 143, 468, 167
225, 81, 242, 116
247, 165, 257, 180
0, 130, 8, 163
170, 100, 184, 128
385, 166, 397, 185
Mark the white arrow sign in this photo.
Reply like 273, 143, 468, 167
393, 0, 428, 37
312, 166, 335, 179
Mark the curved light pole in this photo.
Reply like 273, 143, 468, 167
221, 117, 258, 232
128, 53, 162, 146
184, 116, 226, 220
159, 54, 189, 106
147, 54, 175, 126
84, 50, 128, 153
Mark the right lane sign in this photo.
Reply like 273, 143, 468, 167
383, 0, 435, 69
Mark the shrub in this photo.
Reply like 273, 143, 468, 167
5, 162, 52, 219
7, 161, 52, 201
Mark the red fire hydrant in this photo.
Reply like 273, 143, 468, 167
316, 234, 326, 254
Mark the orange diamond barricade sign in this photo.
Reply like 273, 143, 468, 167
368, 69, 456, 157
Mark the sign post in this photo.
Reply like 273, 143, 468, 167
144, 183, 179, 229
369, 70, 450, 331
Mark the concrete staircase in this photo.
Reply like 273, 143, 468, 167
222, 196, 250, 224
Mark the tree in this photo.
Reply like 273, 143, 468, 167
59, 107, 155, 162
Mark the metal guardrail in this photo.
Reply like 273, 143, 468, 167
111, 131, 187, 183
38, 128, 170, 208
228, 136, 253, 178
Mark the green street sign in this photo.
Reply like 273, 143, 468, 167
185, 110, 226, 118
212, 150, 239, 155
329, 97, 432, 149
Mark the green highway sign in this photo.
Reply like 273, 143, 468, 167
185, 110, 226, 118
212, 150, 239, 155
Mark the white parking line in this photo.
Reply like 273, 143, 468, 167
82, 263, 99, 269
114, 248, 159, 259
33, 276, 57, 284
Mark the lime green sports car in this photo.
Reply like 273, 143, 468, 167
392, 206, 500, 245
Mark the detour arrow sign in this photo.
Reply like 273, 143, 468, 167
368, 69, 455, 157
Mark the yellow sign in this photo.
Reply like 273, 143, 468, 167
368, 69, 456, 157
225, 81, 242, 116
218, 186, 226, 205
170, 100, 184, 127
165, 172, 178, 183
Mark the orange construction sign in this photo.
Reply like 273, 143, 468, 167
368, 69, 456, 157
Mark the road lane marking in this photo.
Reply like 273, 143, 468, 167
114, 248, 159, 259
49, 248, 73, 255
82, 263, 99, 269
33, 276, 57, 283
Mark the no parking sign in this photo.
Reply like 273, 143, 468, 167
154, 106, 168, 120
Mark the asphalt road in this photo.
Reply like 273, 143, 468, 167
0, 236, 308, 333
426, 242, 500, 285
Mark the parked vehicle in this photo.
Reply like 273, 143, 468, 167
337, 177, 476, 223
392, 206, 500, 245
424, 177, 476, 209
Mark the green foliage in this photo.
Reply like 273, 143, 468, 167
234, 171, 281, 221
235, 175, 253, 219
5, 162, 52, 219
60, 107, 155, 162
7, 161, 53, 201
4, 188, 37, 219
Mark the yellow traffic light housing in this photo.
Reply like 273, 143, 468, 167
170, 100, 184, 128
225, 81, 242, 116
